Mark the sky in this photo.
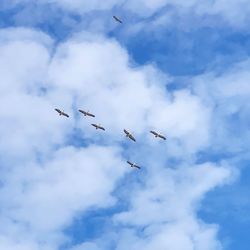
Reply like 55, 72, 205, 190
0, 1, 250, 250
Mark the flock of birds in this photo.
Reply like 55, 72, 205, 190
55, 108, 166, 170
54, 15, 166, 170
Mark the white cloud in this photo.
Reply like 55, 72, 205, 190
191, 59, 250, 155
0, 26, 237, 250
116, 163, 231, 226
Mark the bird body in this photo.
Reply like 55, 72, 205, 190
79, 109, 95, 117
127, 161, 141, 169
91, 124, 105, 131
123, 129, 136, 142
55, 108, 69, 118
150, 130, 166, 140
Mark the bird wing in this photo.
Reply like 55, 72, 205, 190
127, 161, 132, 166
91, 123, 97, 128
124, 129, 129, 135
63, 113, 69, 118
87, 112, 95, 117
79, 109, 86, 115
134, 165, 141, 169
55, 108, 61, 114
150, 130, 158, 136
159, 134, 166, 140
99, 126, 105, 131
129, 134, 136, 142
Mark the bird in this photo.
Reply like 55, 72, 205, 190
79, 109, 95, 117
55, 108, 69, 118
127, 160, 141, 170
150, 130, 166, 140
91, 123, 105, 131
123, 129, 136, 142
113, 15, 122, 24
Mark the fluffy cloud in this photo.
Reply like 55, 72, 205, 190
0, 26, 236, 250
111, 163, 231, 250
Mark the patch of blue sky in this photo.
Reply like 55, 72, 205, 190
199, 163, 250, 250
0, 2, 81, 41
115, 26, 250, 76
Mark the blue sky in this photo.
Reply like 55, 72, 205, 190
0, 1, 250, 250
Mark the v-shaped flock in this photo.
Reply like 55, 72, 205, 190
54, 15, 167, 171
55, 108, 166, 170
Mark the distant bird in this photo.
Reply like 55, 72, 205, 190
150, 130, 166, 140
127, 160, 141, 170
55, 108, 69, 118
113, 15, 122, 24
79, 109, 95, 117
91, 123, 105, 131
123, 129, 136, 142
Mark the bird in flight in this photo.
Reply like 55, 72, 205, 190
79, 109, 95, 117
113, 15, 122, 24
91, 124, 105, 131
150, 130, 166, 140
127, 160, 141, 170
55, 108, 69, 118
123, 129, 136, 142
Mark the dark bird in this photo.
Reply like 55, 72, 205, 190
123, 129, 136, 142
91, 123, 105, 131
127, 160, 141, 170
150, 130, 166, 140
55, 108, 69, 118
113, 15, 122, 24
79, 109, 95, 117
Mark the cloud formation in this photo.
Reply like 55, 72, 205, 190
0, 21, 241, 250
1, 0, 250, 249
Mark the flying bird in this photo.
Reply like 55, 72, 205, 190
123, 129, 136, 142
127, 160, 141, 170
79, 109, 95, 117
113, 15, 122, 24
55, 108, 69, 118
150, 130, 166, 140
91, 124, 105, 131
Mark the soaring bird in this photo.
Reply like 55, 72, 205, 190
113, 15, 122, 24
150, 130, 166, 140
55, 108, 69, 118
127, 160, 141, 170
123, 129, 136, 142
79, 109, 95, 117
91, 124, 105, 131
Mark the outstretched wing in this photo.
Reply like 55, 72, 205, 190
124, 129, 129, 135
55, 108, 61, 114
91, 123, 98, 128
127, 160, 132, 166
87, 112, 95, 117
134, 165, 141, 169
63, 112, 69, 118
79, 109, 86, 115
99, 126, 105, 131
129, 134, 136, 142
150, 130, 158, 136
158, 134, 166, 140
